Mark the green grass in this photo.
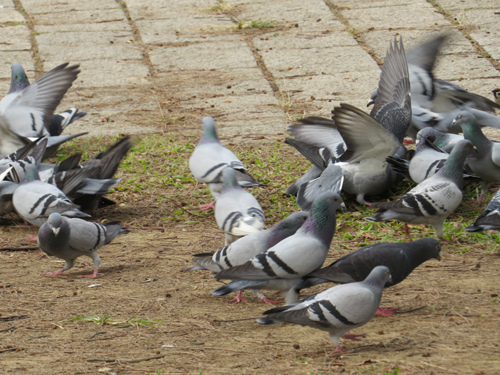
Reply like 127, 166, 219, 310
69, 314, 162, 328
203, 0, 232, 14
52, 133, 500, 247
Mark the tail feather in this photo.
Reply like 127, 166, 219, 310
211, 280, 268, 296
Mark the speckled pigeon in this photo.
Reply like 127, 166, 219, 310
366, 139, 474, 240
466, 188, 500, 232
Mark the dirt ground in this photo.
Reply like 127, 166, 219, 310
1, 124, 500, 375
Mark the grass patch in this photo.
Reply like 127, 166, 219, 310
69, 314, 161, 328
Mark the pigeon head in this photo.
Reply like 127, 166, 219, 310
201, 117, 219, 143
9, 63, 30, 94
220, 167, 239, 189
302, 192, 343, 244
364, 265, 392, 290
436, 139, 474, 186
413, 237, 442, 261
416, 128, 442, 152
452, 111, 487, 146
47, 212, 64, 234
492, 88, 500, 104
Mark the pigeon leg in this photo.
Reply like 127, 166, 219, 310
200, 201, 216, 210
342, 333, 365, 341
376, 307, 398, 316
79, 267, 103, 278
403, 224, 412, 240
329, 344, 351, 354
41, 269, 66, 276
253, 289, 281, 304
229, 290, 247, 303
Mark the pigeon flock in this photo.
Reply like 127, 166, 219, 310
0, 62, 131, 276
2, 33, 500, 355
187, 35, 500, 352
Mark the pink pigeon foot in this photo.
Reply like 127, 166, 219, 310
342, 333, 366, 341
41, 269, 66, 276
364, 201, 372, 206
200, 201, 216, 210
259, 297, 281, 304
376, 307, 398, 316
229, 290, 247, 303
403, 139, 415, 145
329, 344, 352, 354
25, 236, 38, 242
79, 268, 103, 278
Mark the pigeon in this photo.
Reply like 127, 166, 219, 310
38, 212, 129, 278
188, 211, 308, 273
452, 111, 500, 197
368, 35, 500, 138
285, 164, 323, 196
0, 63, 81, 157
257, 266, 392, 353
466, 188, 500, 232
297, 238, 442, 315
12, 164, 90, 227
366, 139, 475, 240
403, 127, 458, 183
212, 192, 343, 304
188, 210, 308, 303
189, 117, 263, 209
287, 36, 411, 205
215, 167, 265, 245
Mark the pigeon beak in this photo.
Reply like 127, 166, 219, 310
340, 201, 347, 213
437, 251, 443, 261
51, 227, 60, 236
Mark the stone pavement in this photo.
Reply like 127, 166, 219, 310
0, 0, 498, 139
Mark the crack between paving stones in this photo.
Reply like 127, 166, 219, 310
323, 0, 384, 67
13, 0, 43, 76
116, 0, 156, 78
427, 0, 500, 73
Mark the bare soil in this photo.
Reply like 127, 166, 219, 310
1, 73, 500, 374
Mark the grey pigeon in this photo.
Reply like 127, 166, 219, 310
366, 139, 474, 240
466, 188, 500, 232
368, 35, 499, 138
189, 117, 263, 209
12, 164, 90, 226
215, 167, 265, 245
297, 238, 442, 315
288, 36, 410, 205
452, 111, 500, 197
212, 192, 343, 304
38, 212, 129, 278
0, 63, 81, 157
257, 266, 392, 353
187, 211, 308, 303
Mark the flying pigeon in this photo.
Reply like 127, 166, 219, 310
38, 212, 129, 278
297, 238, 442, 315
366, 139, 474, 240
287, 36, 411, 205
215, 167, 265, 245
368, 35, 499, 138
257, 265, 392, 353
452, 111, 500, 198
187, 211, 308, 303
189, 117, 263, 209
466, 188, 500, 232
0, 63, 81, 157
12, 164, 90, 227
212, 192, 343, 304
